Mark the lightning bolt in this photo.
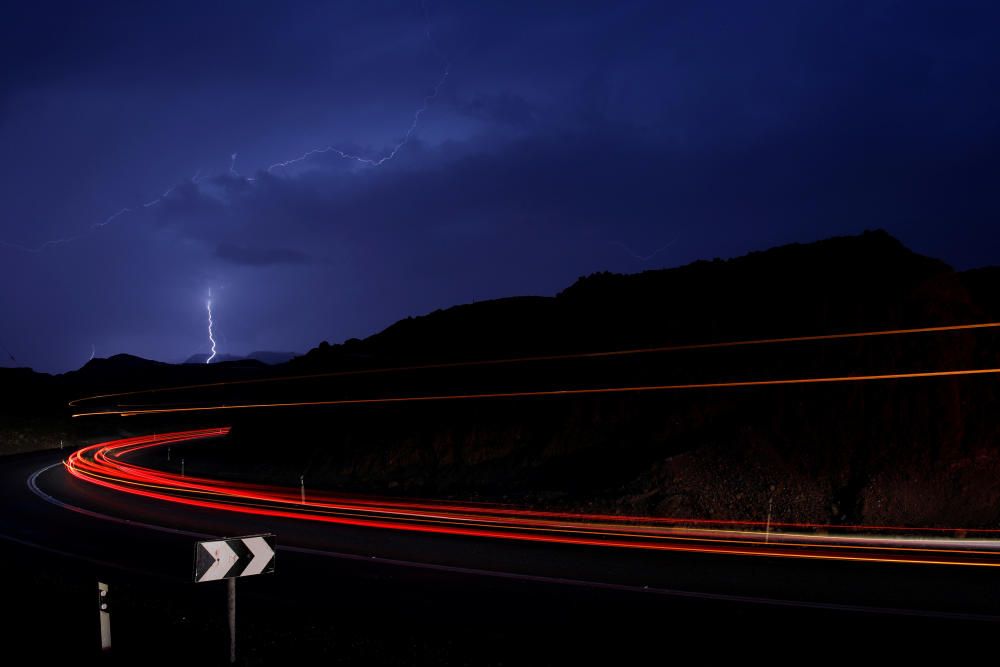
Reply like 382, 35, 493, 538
90, 344, 96, 361
206, 289, 217, 364
1, 0, 450, 254
267, 1, 450, 174
0, 341, 17, 366
1, 186, 185, 253
0, 236, 81, 253
265, 61, 450, 173
612, 239, 677, 263
95, 207, 133, 229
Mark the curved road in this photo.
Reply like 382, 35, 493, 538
4, 431, 1000, 624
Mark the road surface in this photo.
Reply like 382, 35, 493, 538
1, 430, 999, 618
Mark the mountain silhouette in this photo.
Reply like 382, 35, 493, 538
4, 230, 1000, 528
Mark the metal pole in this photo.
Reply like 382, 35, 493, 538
765, 496, 773, 544
300, 475, 305, 504
227, 578, 237, 664
98, 581, 111, 652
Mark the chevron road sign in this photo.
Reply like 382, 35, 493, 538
194, 534, 276, 583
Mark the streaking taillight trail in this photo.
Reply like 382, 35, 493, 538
65, 428, 1000, 567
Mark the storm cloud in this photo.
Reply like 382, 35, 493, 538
1, 0, 999, 372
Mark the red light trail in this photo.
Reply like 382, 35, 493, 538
64, 429, 1000, 568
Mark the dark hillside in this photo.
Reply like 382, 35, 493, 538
293, 230, 977, 370
175, 231, 1000, 528
6, 230, 1000, 527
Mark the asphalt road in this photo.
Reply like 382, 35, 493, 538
3, 444, 1000, 662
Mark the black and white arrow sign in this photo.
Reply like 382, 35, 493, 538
194, 534, 276, 582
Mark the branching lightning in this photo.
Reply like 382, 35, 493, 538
1, 0, 450, 254
96, 207, 133, 229
612, 239, 677, 263
206, 289, 217, 364
267, 0, 450, 174
266, 61, 450, 173
0, 235, 79, 254
142, 186, 176, 209
0, 341, 17, 366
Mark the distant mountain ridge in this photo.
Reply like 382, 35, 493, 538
4, 229, 998, 385
182, 351, 298, 365
293, 229, 993, 370
5, 228, 1000, 529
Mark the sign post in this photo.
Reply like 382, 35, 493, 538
97, 581, 111, 652
194, 534, 275, 664
227, 577, 236, 664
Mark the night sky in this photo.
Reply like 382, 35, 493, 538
2, 1, 999, 373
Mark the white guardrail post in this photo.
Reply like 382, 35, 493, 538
97, 581, 111, 653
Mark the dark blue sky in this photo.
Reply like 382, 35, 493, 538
2, 0, 999, 372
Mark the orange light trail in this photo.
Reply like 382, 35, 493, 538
72, 366, 1000, 418
67, 320, 1000, 409
62, 429, 1000, 567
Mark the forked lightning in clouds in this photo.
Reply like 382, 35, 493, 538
612, 239, 677, 263
268, 0, 453, 173
1, 0, 450, 254
265, 60, 450, 173
1, 341, 17, 366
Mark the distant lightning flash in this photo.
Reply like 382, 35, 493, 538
1, 0, 450, 254
265, 61, 451, 173
206, 289, 217, 364
267, 0, 450, 174
612, 239, 677, 263
0, 341, 17, 366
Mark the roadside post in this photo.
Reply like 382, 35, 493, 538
194, 534, 276, 664
97, 581, 111, 652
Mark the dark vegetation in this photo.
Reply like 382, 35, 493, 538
5, 230, 1000, 526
